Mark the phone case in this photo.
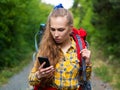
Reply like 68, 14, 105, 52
38, 57, 50, 68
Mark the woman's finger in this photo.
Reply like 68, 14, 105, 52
39, 62, 46, 70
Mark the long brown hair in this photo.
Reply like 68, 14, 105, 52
38, 8, 73, 67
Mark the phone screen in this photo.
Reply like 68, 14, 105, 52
38, 57, 50, 68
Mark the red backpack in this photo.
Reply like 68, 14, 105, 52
72, 28, 91, 90
33, 27, 91, 90
72, 27, 87, 64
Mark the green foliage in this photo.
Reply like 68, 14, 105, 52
0, 69, 14, 85
72, 0, 120, 89
72, 0, 120, 59
72, 0, 95, 43
94, 65, 112, 82
92, 0, 120, 58
0, 0, 52, 70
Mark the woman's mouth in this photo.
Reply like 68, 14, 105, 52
55, 39, 61, 43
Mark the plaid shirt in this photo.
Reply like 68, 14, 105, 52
54, 39, 80, 90
28, 38, 92, 90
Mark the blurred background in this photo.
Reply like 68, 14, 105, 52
0, 0, 120, 90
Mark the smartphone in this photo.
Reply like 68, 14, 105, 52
38, 57, 50, 68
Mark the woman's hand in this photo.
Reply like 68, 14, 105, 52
80, 48, 91, 65
36, 62, 55, 79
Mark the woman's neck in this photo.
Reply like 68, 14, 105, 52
60, 37, 72, 54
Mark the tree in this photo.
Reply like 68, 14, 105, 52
92, 0, 120, 58
0, 0, 52, 70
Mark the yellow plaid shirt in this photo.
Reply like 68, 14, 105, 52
28, 38, 92, 90
54, 39, 80, 90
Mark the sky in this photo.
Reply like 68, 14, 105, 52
41, 0, 74, 9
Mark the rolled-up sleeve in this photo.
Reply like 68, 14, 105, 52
28, 56, 41, 86
86, 63, 92, 80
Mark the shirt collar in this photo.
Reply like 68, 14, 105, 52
70, 37, 76, 49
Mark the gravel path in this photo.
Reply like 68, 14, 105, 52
0, 62, 33, 90
91, 73, 113, 90
0, 62, 113, 90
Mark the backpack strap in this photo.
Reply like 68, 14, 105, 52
75, 34, 87, 81
33, 24, 45, 61
71, 28, 87, 81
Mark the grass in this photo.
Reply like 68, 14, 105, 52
91, 47, 120, 90
93, 62, 112, 82
0, 52, 32, 86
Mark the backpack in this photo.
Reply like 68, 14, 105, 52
32, 25, 91, 90
71, 28, 91, 90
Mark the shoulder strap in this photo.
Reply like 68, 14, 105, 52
32, 31, 40, 61
33, 24, 45, 61
75, 35, 87, 81
72, 27, 87, 81
72, 28, 87, 64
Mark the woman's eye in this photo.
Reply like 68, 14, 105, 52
50, 28, 55, 31
58, 28, 65, 31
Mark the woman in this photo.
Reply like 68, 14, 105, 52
28, 4, 92, 90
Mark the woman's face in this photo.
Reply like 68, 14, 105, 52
50, 16, 72, 44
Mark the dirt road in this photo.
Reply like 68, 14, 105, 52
0, 62, 33, 90
0, 62, 113, 90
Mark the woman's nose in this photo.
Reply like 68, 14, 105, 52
54, 31, 59, 37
